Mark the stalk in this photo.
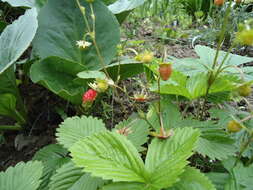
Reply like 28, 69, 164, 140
202, 1, 233, 107
157, 77, 166, 136
75, 0, 110, 78
0, 124, 22, 131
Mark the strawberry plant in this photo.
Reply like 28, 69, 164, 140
0, 0, 253, 189
147, 45, 253, 102
0, 115, 219, 190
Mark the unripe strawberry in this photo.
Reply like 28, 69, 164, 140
141, 52, 154, 63
135, 54, 142, 62
82, 89, 97, 103
214, 0, 225, 6
238, 84, 251, 97
227, 120, 242, 133
159, 63, 172, 81
236, 29, 253, 46
96, 79, 109, 92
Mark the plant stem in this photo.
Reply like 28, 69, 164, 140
211, 0, 233, 70
0, 124, 22, 131
234, 131, 253, 167
157, 77, 165, 136
89, 3, 110, 78
75, 0, 110, 78
13, 110, 26, 125
202, 1, 233, 109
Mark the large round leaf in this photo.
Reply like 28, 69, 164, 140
108, 0, 145, 23
108, 0, 145, 14
1, 0, 47, 10
30, 56, 87, 104
0, 8, 38, 74
33, 0, 120, 70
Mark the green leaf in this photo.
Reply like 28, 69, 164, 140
108, 0, 145, 14
48, 161, 104, 190
114, 114, 149, 151
108, 0, 145, 23
207, 172, 230, 190
30, 57, 86, 104
0, 67, 19, 95
186, 72, 208, 99
1, 0, 47, 10
0, 161, 43, 190
33, 0, 120, 70
215, 161, 253, 190
0, 93, 16, 117
147, 99, 182, 131
70, 131, 148, 183
195, 45, 253, 68
56, 116, 106, 149
152, 71, 238, 101
0, 93, 25, 124
169, 46, 253, 81
105, 57, 144, 80
0, 8, 38, 74
150, 71, 191, 99
195, 121, 237, 161
168, 57, 206, 77
145, 128, 200, 189
77, 71, 107, 80
183, 118, 237, 161
33, 144, 70, 190
232, 162, 253, 189
102, 182, 156, 190
147, 101, 236, 161
196, 128, 236, 161
0, 21, 7, 33
166, 167, 216, 190
0, 67, 27, 123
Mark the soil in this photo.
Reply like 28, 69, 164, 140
0, 84, 62, 171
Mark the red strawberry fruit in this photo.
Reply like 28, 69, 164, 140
159, 63, 172, 81
82, 89, 97, 103
214, 0, 225, 6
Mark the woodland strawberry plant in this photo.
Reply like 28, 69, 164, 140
0, 0, 253, 190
